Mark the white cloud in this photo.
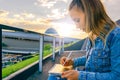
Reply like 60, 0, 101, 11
101, 0, 112, 3
13, 14, 24, 20
52, 9, 60, 15
22, 13, 35, 19
34, 0, 69, 8
0, 10, 9, 17
34, 0, 56, 8
0, 16, 51, 33
47, 8, 68, 19
61, 0, 68, 3
13, 12, 35, 21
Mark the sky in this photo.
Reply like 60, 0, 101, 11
0, 0, 120, 39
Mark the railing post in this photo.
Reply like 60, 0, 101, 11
39, 35, 43, 72
62, 38, 64, 53
0, 27, 2, 65
59, 38, 61, 55
52, 37, 55, 61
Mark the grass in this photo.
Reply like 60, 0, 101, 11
64, 41, 79, 48
2, 55, 39, 78
43, 49, 52, 57
2, 41, 78, 78
2, 43, 52, 78
55, 40, 79, 50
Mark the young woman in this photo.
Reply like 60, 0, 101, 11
48, 0, 120, 80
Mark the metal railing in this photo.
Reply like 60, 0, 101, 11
1, 24, 65, 72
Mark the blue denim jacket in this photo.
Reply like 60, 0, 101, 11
73, 26, 120, 80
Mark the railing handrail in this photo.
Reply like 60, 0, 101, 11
0, 24, 61, 38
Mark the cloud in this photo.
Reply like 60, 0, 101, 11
62, 0, 68, 3
33, 0, 70, 21
50, 21, 88, 38
0, 17, 50, 26
0, 17, 51, 33
34, 0, 56, 8
0, 10, 9, 17
34, 0, 68, 8
13, 13, 35, 20
48, 8, 68, 20
21, 13, 35, 19
47, 9, 68, 19
101, 0, 112, 3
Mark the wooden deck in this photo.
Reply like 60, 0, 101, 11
27, 50, 86, 80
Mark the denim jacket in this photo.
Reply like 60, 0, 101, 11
73, 26, 120, 80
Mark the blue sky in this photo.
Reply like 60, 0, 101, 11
0, 0, 120, 38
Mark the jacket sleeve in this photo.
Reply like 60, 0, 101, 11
73, 38, 90, 67
78, 33, 120, 80
73, 56, 86, 67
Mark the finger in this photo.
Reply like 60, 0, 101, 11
66, 58, 72, 63
62, 70, 71, 75
62, 57, 66, 61
61, 71, 72, 78
60, 60, 64, 64
60, 57, 66, 64
61, 59, 66, 64
64, 58, 72, 66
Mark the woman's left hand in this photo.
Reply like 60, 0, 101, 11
61, 70, 79, 80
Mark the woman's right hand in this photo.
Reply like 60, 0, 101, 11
60, 56, 73, 66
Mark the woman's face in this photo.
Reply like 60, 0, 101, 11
69, 6, 86, 31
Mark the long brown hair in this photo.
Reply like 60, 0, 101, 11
69, 0, 116, 45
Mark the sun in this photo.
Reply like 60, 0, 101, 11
56, 23, 75, 37
51, 22, 88, 38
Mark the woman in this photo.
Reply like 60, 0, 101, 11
48, 0, 120, 80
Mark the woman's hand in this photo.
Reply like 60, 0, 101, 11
61, 70, 79, 80
60, 56, 73, 66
